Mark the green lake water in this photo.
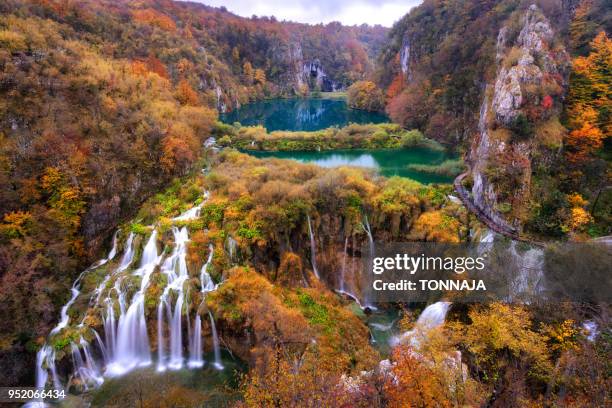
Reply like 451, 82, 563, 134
244, 148, 455, 184
220, 97, 388, 131
224, 98, 454, 184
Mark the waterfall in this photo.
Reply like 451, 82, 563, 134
80, 339, 103, 387
361, 215, 377, 310
340, 237, 348, 292
51, 282, 82, 335
103, 300, 117, 360
28, 193, 226, 396
71, 339, 103, 389
226, 236, 237, 262
335, 235, 366, 308
54, 229, 123, 334
93, 330, 108, 365
27, 229, 124, 403
106, 230, 120, 262
390, 302, 451, 347
362, 214, 374, 258
157, 227, 190, 371
105, 231, 160, 376
306, 215, 320, 279
187, 314, 203, 368
168, 291, 184, 370
507, 241, 544, 300
156, 300, 166, 372
33, 345, 60, 390
200, 244, 215, 292
188, 244, 217, 368
209, 311, 224, 370
173, 191, 209, 222
117, 232, 136, 272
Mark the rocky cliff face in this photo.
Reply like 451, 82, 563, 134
469, 4, 570, 230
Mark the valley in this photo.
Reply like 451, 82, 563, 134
0, 0, 610, 407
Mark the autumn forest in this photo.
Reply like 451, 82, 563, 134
0, 0, 610, 407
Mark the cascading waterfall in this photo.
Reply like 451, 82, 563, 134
54, 231, 121, 335
117, 232, 136, 272
103, 300, 117, 361
35, 345, 61, 390
200, 244, 215, 292
157, 227, 190, 371
307, 214, 320, 279
187, 314, 203, 368
29, 191, 227, 400
51, 276, 83, 335
188, 244, 218, 368
209, 311, 224, 370
70, 338, 103, 389
93, 330, 108, 365
173, 192, 209, 222
28, 231, 122, 403
390, 301, 451, 346
105, 231, 160, 376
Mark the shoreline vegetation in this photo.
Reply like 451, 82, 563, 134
407, 159, 466, 178
215, 122, 447, 152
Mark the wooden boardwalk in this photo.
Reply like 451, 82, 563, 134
453, 172, 541, 245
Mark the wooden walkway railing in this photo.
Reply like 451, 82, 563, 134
453, 172, 541, 245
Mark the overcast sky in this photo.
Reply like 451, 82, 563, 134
185, 0, 422, 27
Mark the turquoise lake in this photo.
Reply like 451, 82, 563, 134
225, 98, 454, 184
220, 97, 388, 131
245, 149, 454, 184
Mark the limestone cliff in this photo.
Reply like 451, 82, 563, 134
469, 4, 570, 231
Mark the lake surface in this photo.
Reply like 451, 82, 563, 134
245, 148, 454, 184
221, 98, 388, 131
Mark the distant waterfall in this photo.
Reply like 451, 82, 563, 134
307, 215, 320, 279
226, 236, 237, 262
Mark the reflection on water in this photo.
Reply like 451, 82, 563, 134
309, 153, 379, 169
245, 149, 455, 184
221, 98, 388, 131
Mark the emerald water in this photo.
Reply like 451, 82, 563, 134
245, 148, 455, 184
221, 97, 388, 131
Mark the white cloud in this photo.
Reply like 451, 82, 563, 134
183, 0, 421, 27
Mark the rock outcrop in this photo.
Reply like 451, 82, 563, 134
469, 4, 569, 231
302, 59, 338, 92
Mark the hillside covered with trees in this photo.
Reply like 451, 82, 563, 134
0, 0, 609, 407
378, 0, 610, 239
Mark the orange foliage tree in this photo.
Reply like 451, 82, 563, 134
132, 8, 177, 32
565, 31, 610, 164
